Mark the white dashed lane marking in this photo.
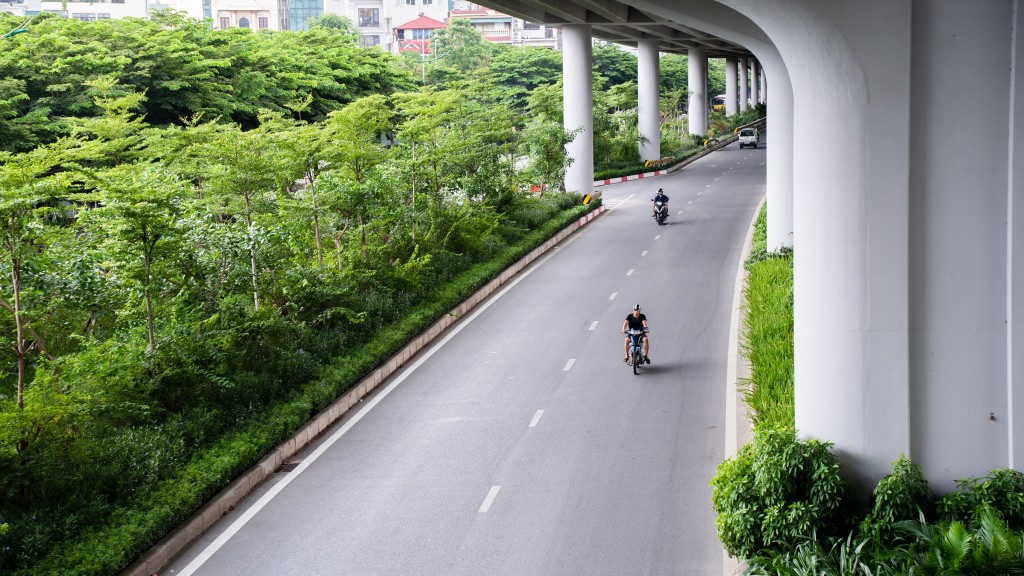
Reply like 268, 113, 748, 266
609, 292, 618, 300
589, 321, 599, 331
479, 486, 501, 513
563, 358, 576, 372
529, 410, 545, 428
626, 269, 634, 276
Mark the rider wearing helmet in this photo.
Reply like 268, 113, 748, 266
652, 188, 669, 217
621, 304, 651, 364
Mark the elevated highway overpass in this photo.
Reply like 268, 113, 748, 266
474, 0, 1024, 491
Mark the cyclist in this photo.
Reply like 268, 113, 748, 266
652, 188, 669, 218
621, 304, 650, 364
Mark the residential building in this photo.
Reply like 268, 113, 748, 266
449, 1, 558, 49
209, 0, 280, 29
392, 13, 444, 53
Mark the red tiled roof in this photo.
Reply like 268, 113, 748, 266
395, 15, 447, 30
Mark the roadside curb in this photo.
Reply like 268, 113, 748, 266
721, 196, 762, 576
121, 204, 609, 576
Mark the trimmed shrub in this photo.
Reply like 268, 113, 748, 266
711, 428, 854, 559
860, 455, 935, 539
938, 468, 1024, 530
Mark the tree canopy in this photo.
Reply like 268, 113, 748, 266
0, 11, 413, 152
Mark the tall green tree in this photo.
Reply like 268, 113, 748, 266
69, 77, 148, 168
328, 95, 394, 261
660, 54, 688, 96
0, 144, 70, 408
430, 19, 489, 79
80, 163, 186, 352
487, 45, 561, 112
593, 42, 637, 87
203, 122, 282, 309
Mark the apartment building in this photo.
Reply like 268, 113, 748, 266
449, 1, 558, 49
2, 0, 555, 53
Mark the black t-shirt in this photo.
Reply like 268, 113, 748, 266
625, 313, 647, 331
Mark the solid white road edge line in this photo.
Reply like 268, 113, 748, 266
176, 222, 584, 576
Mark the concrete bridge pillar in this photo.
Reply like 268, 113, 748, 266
725, 57, 738, 116
638, 39, 661, 161
688, 47, 707, 136
749, 59, 759, 107
738, 57, 749, 113
765, 69, 793, 251
760, 69, 766, 104
562, 24, 594, 195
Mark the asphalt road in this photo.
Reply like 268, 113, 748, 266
164, 139, 767, 576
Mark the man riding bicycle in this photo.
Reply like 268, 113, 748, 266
621, 304, 650, 364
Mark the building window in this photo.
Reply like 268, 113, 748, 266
524, 21, 539, 30
358, 7, 378, 28
72, 12, 96, 21
220, 16, 230, 29
111, 0, 124, 3
404, 0, 415, 4
422, 0, 432, 4
259, 17, 268, 28
97, 13, 110, 19
412, 28, 430, 39
288, 0, 322, 31
359, 34, 380, 47
238, 17, 250, 28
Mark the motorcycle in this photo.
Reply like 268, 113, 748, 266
652, 200, 668, 225
626, 328, 648, 375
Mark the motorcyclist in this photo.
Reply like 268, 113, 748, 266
621, 304, 650, 364
652, 188, 669, 218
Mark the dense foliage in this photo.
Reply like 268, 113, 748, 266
715, 205, 1024, 573
0, 10, 413, 151
0, 18, 599, 571
711, 428, 854, 559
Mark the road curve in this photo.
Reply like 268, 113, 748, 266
164, 140, 766, 576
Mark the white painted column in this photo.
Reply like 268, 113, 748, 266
738, 57, 749, 113
750, 60, 760, 106
760, 70, 767, 104
725, 57, 738, 116
687, 47, 707, 136
562, 24, 594, 195
638, 39, 661, 162
765, 65, 793, 251
907, 0, 1016, 489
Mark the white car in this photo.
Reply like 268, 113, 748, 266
738, 127, 759, 149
